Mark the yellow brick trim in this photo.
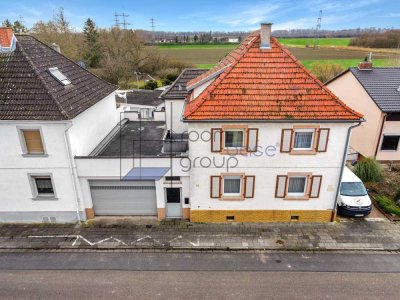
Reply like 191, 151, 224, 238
190, 209, 333, 223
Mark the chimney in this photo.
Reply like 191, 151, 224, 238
358, 52, 373, 70
51, 43, 61, 53
0, 27, 16, 53
260, 23, 272, 49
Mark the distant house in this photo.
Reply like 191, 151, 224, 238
116, 89, 165, 121
327, 63, 400, 162
228, 37, 239, 43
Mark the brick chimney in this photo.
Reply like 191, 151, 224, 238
358, 52, 373, 70
0, 27, 16, 53
260, 23, 272, 49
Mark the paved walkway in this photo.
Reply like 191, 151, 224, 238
0, 219, 400, 251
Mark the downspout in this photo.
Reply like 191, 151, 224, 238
64, 122, 82, 223
374, 114, 387, 158
331, 120, 363, 222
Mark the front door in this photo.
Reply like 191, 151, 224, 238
166, 188, 182, 218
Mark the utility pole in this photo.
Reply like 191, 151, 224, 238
313, 10, 323, 49
150, 18, 155, 43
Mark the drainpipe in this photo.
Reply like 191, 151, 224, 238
331, 120, 363, 222
64, 122, 82, 223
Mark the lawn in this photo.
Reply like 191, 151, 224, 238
300, 59, 394, 70
157, 43, 238, 49
277, 37, 351, 47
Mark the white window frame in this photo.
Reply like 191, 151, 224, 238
380, 134, 400, 152
287, 176, 308, 197
222, 175, 243, 197
224, 129, 245, 149
28, 173, 58, 200
293, 129, 315, 151
17, 126, 48, 156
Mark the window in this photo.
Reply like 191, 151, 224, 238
224, 130, 244, 148
293, 129, 314, 150
223, 176, 242, 196
48, 67, 71, 85
165, 176, 181, 182
381, 135, 400, 151
287, 176, 307, 196
21, 129, 45, 154
31, 176, 55, 198
340, 182, 368, 197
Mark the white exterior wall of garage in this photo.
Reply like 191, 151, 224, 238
75, 157, 190, 217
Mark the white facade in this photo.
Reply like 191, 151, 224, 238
187, 122, 352, 215
0, 92, 118, 223
165, 99, 187, 133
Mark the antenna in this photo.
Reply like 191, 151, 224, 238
150, 18, 155, 43
313, 10, 323, 49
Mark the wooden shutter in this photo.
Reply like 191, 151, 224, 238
309, 175, 322, 198
280, 129, 293, 153
211, 128, 222, 152
316, 128, 330, 152
210, 176, 221, 198
246, 128, 258, 152
23, 130, 44, 154
275, 175, 288, 198
244, 176, 255, 198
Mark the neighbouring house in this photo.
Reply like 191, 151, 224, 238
116, 89, 165, 121
160, 68, 208, 133
0, 28, 118, 222
327, 63, 400, 162
182, 23, 363, 223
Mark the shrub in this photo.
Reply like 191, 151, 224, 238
375, 195, 400, 216
310, 62, 344, 83
354, 157, 383, 182
144, 80, 158, 90
395, 189, 400, 202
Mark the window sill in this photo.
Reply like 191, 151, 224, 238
22, 154, 48, 158
220, 149, 248, 155
218, 196, 245, 201
379, 150, 399, 152
283, 196, 310, 201
289, 150, 316, 155
32, 196, 58, 201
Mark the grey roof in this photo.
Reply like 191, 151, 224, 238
97, 121, 166, 157
350, 67, 400, 112
117, 89, 163, 107
160, 68, 208, 100
0, 34, 117, 120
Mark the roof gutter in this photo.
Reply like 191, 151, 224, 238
331, 119, 364, 222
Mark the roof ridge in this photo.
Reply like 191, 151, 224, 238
274, 38, 363, 119
183, 31, 259, 119
16, 42, 69, 119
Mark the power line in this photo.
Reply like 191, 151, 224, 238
114, 12, 131, 29
150, 18, 155, 43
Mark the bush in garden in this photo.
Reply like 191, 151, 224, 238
375, 195, 400, 215
354, 157, 382, 182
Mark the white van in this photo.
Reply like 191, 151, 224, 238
337, 167, 372, 217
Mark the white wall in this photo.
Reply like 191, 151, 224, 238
187, 122, 352, 211
376, 120, 400, 161
0, 121, 79, 221
68, 92, 119, 156
165, 99, 187, 133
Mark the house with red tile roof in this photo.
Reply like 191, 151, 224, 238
183, 24, 363, 222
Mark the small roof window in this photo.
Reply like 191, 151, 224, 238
48, 67, 71, 86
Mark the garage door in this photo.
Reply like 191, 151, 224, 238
89, 180, 157, 216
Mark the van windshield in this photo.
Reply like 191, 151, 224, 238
340, 182, 368, 196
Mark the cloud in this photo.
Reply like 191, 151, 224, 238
377, 12, 400, 18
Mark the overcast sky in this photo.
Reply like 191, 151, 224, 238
1, 0, 399, 32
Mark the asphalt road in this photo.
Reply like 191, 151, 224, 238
1, 270, 399, 299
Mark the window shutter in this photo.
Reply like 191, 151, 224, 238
211, 128, 222, 152
275, 175, 288, 198
316, 128, 330, 152
210, 176, 221, 198
244, 176, 255, 198
280, 129, 293, 153
246, 128, 258, 152
309, 175, 322, 198
23, 130, 44, 154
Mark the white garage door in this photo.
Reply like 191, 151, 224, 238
89, 180, 157, 216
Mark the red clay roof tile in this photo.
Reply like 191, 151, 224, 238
183, 30, 363, 121
0, 27, 14, 48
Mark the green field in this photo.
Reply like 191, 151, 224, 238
300, 59, 394, 70
278, 37, 351, 47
